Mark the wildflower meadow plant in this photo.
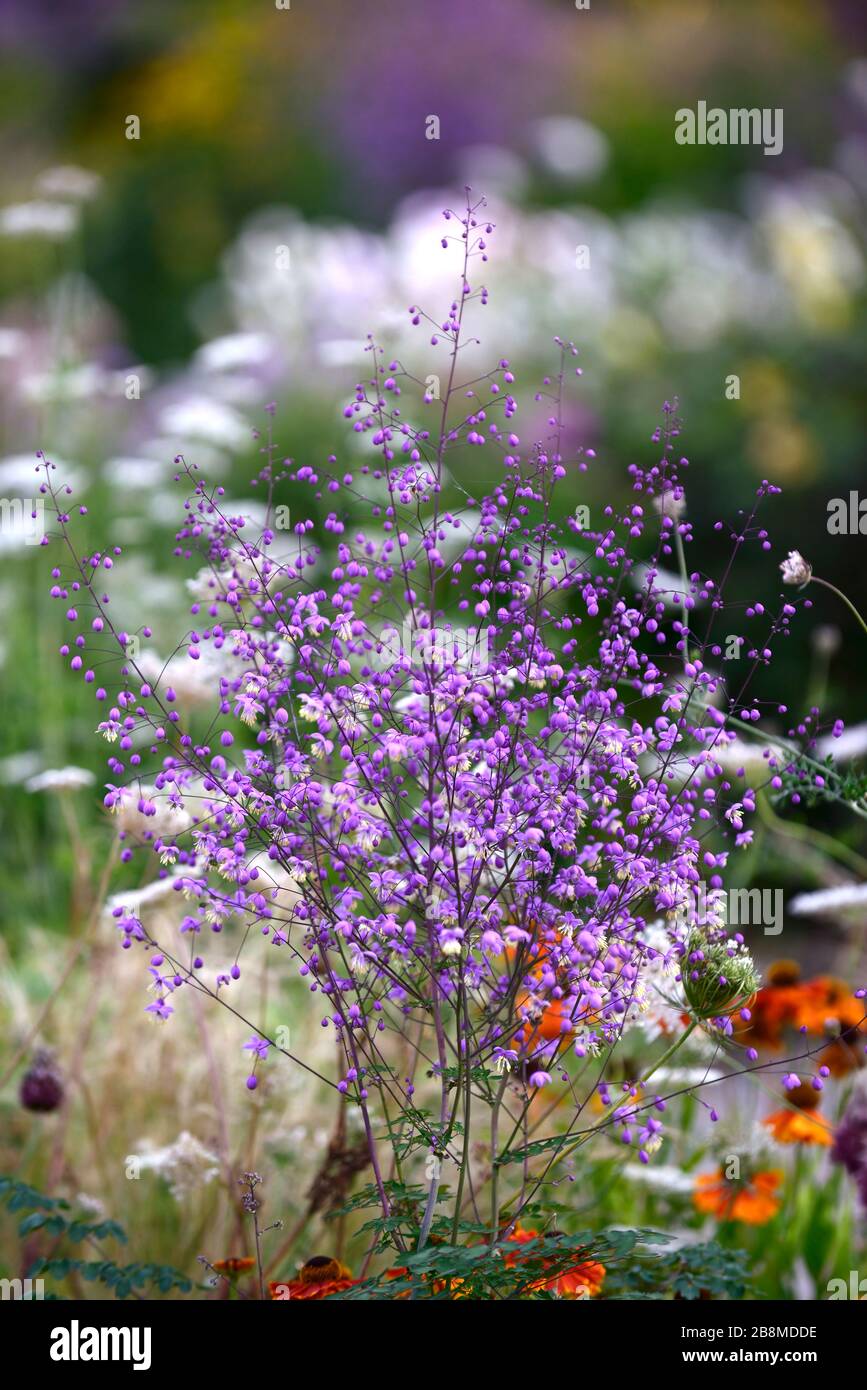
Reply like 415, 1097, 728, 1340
36, 193, 866, 1297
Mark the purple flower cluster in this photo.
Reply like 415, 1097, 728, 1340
37, 195, 849, 1197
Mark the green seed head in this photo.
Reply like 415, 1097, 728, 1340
681, 929, 761, 1021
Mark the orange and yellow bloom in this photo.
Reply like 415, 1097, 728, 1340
694, 1168, 782, 1225
763, 1082, 833, 1146
505, 1226, 605, 1298
269, 1256, 357, 1300
212, 1256, 255, 1275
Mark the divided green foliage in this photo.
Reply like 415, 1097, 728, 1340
0, 1176, 193, 1300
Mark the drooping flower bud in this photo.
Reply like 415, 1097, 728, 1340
19, 1048, 64, 1113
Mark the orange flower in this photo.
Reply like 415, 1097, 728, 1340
819, 1031, 865, 1078
540, 1261, 606, 1299
384, 1266, 471, 1299
269, 1256, 357, 1301
694, 1169, 782, 1225
732, 961, 804, 1049
505, 1226, 605, 1299
589, 1083, 642, 1115
518, 993, 576, 1045
733, 965, 867, 1053
794, 977, 865, 1036
762, 1081, 833, 1146
764, 1107, 833, 1146
213, 1256, 255, 1274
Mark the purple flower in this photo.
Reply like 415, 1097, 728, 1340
832, 1074, 867, 1205
145, 1000, 174, 1021
40, 194, 833, 1239
529, 1071, 552, 1089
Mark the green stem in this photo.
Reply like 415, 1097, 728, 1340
756, 790, 867, 877
488, 1073, 509, 1249
725, 714, 867, 823
810, 576, 867, 640
555, 1019, 699, 1167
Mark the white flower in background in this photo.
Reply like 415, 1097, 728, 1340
95, 554, 180, 617
789, 882, 867, 920
652, 488, 686, 519
0, 328, 26, 358
0, 751, 43, 785
20, 362, 150, 404
103, 457, 172, 490
624, 921, 683, 1040
620, 1163, 696, 1196
651, 1065, 725, 1086
811, 624, 841, 657
758, 175, 863, 328
25, 766, 94, 793
780, 550, 812, 586
135, 1131, 221, 1201
0, 200, 78, 239
531, 116, 609, 182
159, 396, 251, 451
193, 332, 274, 373
217, 192, 786, 386
137, 645, 247, 707
73, 1192, 107, 1219
113, 784, 192, 841
0, 505, 45, 554
817, 721, 867, 762
630, 562, 696, 607
138, 436, 231, 477
456, 145, 528, 200
103, 869, 200, 919
0, 453, 82, 494
704, 736, 771, 778
35, 166, 102, 201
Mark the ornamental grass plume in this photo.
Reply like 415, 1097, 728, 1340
36, 192, 865, 1276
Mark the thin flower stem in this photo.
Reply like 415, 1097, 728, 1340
724, 713, 867, 823
547, 1020, 698, 1169
756, 790, 867, 877
253, 1210, 265, 1302
488, 1072, 509, 1248
810, 575, 867, 639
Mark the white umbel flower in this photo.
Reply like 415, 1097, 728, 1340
135, 1131, 221, 1200
789, 882, 867, 920
26, 766, 94, 793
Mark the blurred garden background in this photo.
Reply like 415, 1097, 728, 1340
1, 0, 867, 1299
